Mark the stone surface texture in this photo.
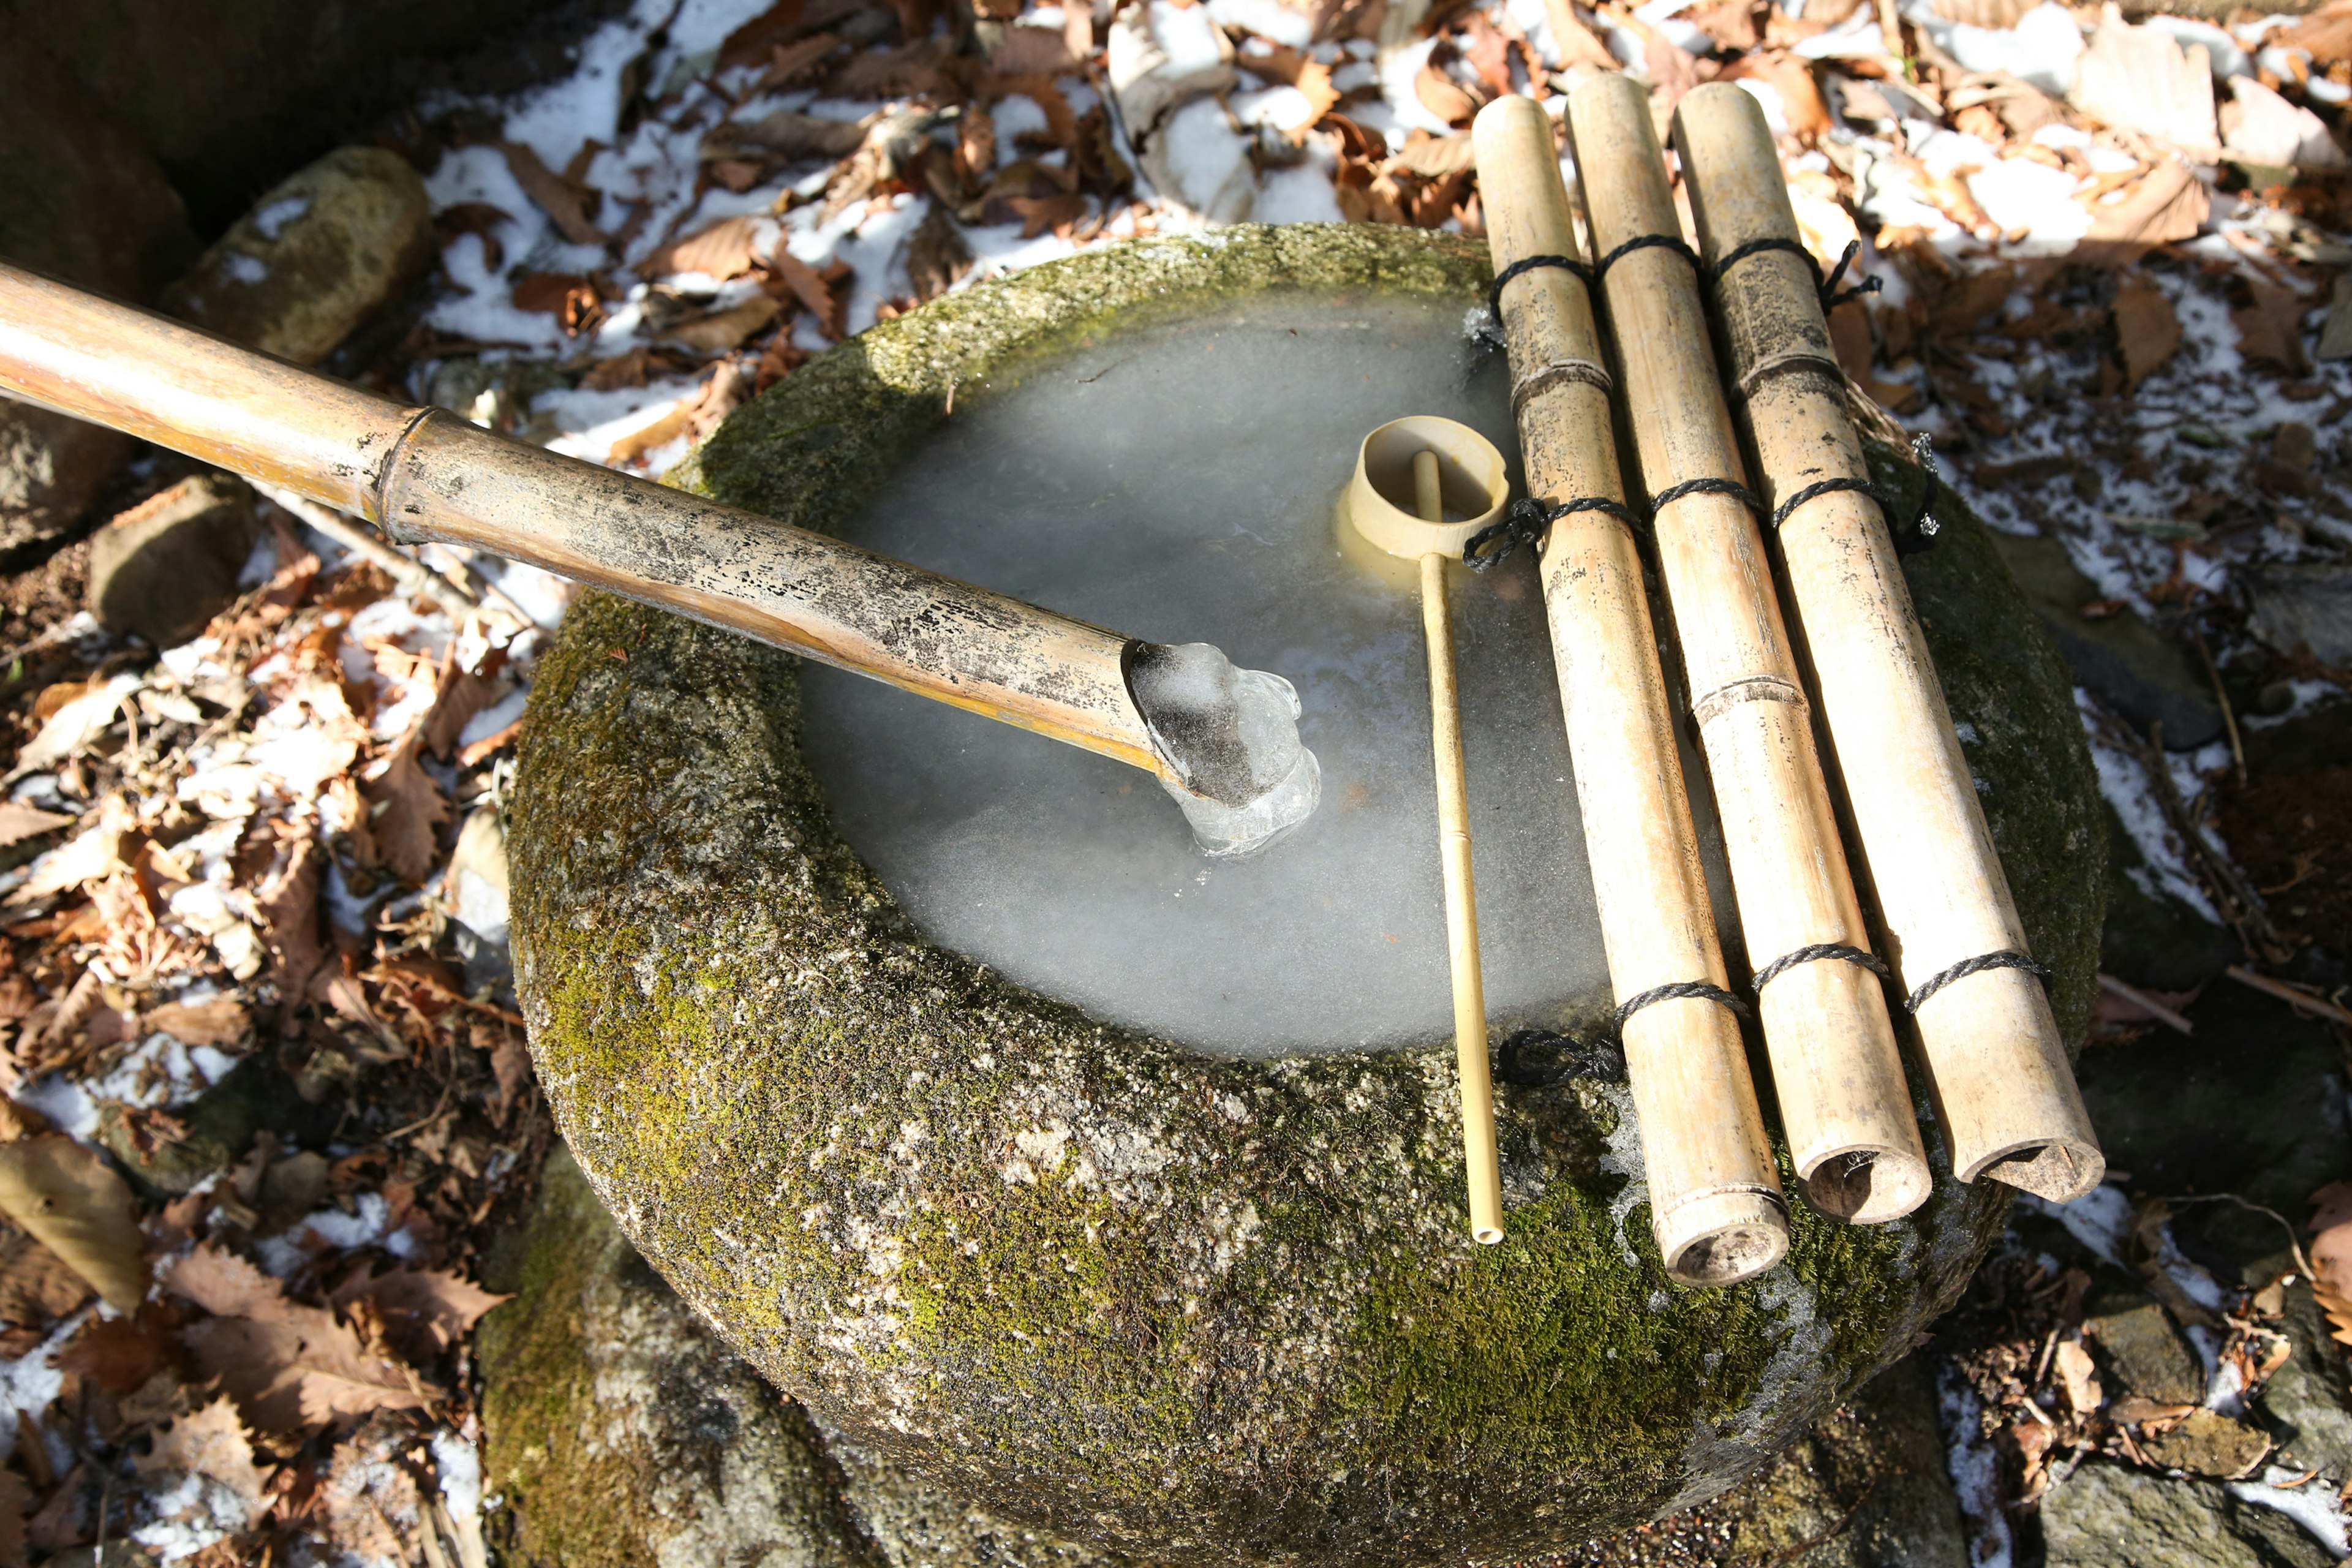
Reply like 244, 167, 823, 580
86, 472, 262, 647
2041, 1462, 2329, 1568
480, 1143, 1138, 1568
507, 225, 2105, 1566
162, 147, 435, 366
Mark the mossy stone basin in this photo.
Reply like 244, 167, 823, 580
508, 224, 2104, 1566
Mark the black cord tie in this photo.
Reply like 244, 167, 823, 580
1494, 1028, 1626, 1086
1491, 978, 1754, 1088
1487, 252, 1594, 325
1650, 475, 1767, 517
1751, 942, 1892, 993
1705, 236, 1882, 312
1463, 493, 1643, 571
1596, 231, 1702, 280
1762, 432, 1945, 556
1904, 950, 2051, 1016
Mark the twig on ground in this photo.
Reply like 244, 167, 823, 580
2226, 965, 2352, 1030
2098, 972, 2196, 1035
255, 483, 480, 620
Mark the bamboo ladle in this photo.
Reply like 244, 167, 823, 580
1344, 417, 1508, 1245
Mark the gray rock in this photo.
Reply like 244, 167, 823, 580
2086, 1297, 2206, 1407
2246, 563, 2352, 668
478, 1143, 1139, 1568
161, 147, 433, 367
2073, 987, 2350, 1219
508, 227, 2105, 1566
96, 1055, 339, 1197
2041, 1464, 2267, 1568
86, 472, 261, 647
1663, 1357, 1968, 1567
2260, 1282, 2352, 1479
0, 410, 135, 569
1986, 530, 2222, 749
2099, 797, 2239, 992
0, 0, 589, 233
0, 35, 194, 563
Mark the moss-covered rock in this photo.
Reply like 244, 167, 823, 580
508, 224, 2105, 1567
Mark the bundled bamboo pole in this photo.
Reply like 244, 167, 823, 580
1673, 85, 2102, 1201
1470, 97, 1787, 1284
1564, 75, 1929, 1223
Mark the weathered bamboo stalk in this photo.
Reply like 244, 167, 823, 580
1565, 75, 1929, 1223
1472, 96, 1787, 1283
1673, 84, 2102, 1202
0, 259, 1305, 824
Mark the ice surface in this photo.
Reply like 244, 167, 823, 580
1129, 643, 1321, 856
799, 293, 1734, 1056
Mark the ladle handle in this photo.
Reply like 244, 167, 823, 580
1416, 451, 1504, 1246
0, 259, 1168, 779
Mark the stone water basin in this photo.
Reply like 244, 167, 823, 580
508, 224, 2105, 1566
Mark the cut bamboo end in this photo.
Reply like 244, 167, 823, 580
1474, 91, 1790, 1281
1672, 81, 2103, 1206
1653, 1188, 1790, 1286
1350, 424, 1509, 1246
1564, 73, 1929, 1226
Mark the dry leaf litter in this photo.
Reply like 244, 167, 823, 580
4, 0, 2352, 1561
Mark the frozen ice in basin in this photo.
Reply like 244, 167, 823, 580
800, 292, 1735, 1056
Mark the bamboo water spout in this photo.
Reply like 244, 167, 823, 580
1471, 97, 1787, 1284
1565, 75, 1930, 1223
1673, 84, 2101, 1202
0, 260, 1320, 854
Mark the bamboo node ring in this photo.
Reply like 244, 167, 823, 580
1904, 949, 2054, 1015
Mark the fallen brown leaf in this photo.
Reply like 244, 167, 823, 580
1723, 53, 1830, 138
257, 836, 326, 1003
768, 250, 851, 338
0, 1136, 145, 1312
0, 804, 71, 852
903, 203, 974, 303
142, 998, 250, 1050
363, 727, 451, 887
331, 1266, 509, 1365
2081, 160, 2209, 262
606, 360, 755, 467
991, 24, 1080, 75
2053, 1336, 2103, 1414
169, 1245, 434, 1434
0, 1216, 89, 1327
718, 0, 807, 69
638, 214, 769, 281
434, 202, 513, 272
661, 294, 783, 352
753, 31, 843, 92
138, 1395, 273, 1518
2068, 4, 2218, 157
499, 141, 606, 247
2113, 278, 2181, 390
1416, 61, 1481, 126
2234, 279, 2315, 375
58, 1305, 178, 1393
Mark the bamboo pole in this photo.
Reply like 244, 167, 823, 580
1471, 96, 1787, 1283
0, 259, 1302, 812
1564, 75, 1929, 1223
1415, 452, 1507, 1246
1673, 85, 2103, 1203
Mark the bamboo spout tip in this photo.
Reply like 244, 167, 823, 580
1973, 1138, 2107, 1205
1801, 1147, 1932, 1226
1474, 1224, 1505, 1246
1656, 1191, 1790, 1287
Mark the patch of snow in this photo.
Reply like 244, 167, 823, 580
1937, 1360, 2015, 1568
2231, 1466, 2351, 1558
252, 195, 312, 240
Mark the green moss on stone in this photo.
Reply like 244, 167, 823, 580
510, 225, 2101, 1567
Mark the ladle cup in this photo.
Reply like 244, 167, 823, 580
1342, 416, 1509, 1245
